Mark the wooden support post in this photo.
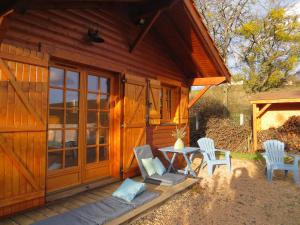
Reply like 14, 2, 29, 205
257, 103, 271, 118
188, 85, 210, 109
252, 103, 258, 152
0, 10, 13, 26
130, 10, 162, 53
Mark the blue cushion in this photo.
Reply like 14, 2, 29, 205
141, 158, 156, 176
152, 157, 166, 175
112, 179, 146, 202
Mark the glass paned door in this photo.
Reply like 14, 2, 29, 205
47, 66, 112, 191
48, 67, 80, 171
86, 75, 110, 165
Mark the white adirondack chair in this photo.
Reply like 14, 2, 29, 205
197, 137, 231, 176
262, 140, 299, 184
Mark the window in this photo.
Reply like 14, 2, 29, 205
160, 85, 173, 122
48, 67, 80, 170
86, 75, 110, 164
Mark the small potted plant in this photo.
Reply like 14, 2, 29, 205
171, 125, 187, 150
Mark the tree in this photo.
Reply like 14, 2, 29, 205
237, 7, 300, 92
195, 0, 300, 92
194, 0, 251, 65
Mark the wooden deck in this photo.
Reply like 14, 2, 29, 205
0, 178, 198, 225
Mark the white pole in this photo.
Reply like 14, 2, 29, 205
240, 113, 244, 126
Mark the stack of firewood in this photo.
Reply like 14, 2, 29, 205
258, 116, 300, 153
190, 117, 252, 152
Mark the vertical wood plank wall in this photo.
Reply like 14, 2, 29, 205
0, 44, 48, 216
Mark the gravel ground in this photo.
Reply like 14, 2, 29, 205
130, 159, 300, 225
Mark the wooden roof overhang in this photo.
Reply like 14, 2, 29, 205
0, 0, 231, 86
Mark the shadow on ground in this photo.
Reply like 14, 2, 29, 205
130, 158, 300, 225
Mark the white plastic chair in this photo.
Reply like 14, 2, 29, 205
197, 137, 231, 176
262, 140, 299, 184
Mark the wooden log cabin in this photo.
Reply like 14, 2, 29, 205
0, 0, 231, 217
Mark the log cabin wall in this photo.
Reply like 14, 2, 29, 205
1, 7, 185, 81
0, 6, 190, 216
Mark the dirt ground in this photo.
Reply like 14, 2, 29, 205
130, 159, 300, 225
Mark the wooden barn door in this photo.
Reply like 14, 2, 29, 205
0, 44, 48, 216
122, 74, 146, 178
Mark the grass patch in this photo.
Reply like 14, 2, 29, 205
230, 152, 263, 161
215, 151, 264, 161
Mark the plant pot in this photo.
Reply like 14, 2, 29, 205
174, 138, 184, 150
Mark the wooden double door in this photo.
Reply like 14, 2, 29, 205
47, 65, 114, 192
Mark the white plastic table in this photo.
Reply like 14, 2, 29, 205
158, 146, 200, 177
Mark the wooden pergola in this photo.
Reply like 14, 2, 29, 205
250, 90, 300, 151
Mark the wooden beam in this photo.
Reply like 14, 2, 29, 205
191, 77, 226, 86
188, 85, 210, 109
130, 0, 180, 53
252, 103, 258, 151
133, 0, 177, 18
0, 58, 45, 126
0, 134, 40, 191
257, 103, 271, 118
130, 10, 162, 53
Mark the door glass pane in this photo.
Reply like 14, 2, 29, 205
48, 130, 63, 149
50, 67, 64, 87
99, 128, 108, 144
100, 112, 109, 127
49, 109, 64, 128
100, 95, 109, 110
87, 111, 98, 128
66, 71, 79, 89
100, 78, 109, 94
87, 147, 97, 163
99, 146, 108, 161
86, 129, 97, 145
87, 93, 97, 109
65, 130, 78, 148
48, 151, 63, 170
49, 88, 63, 107
65, 149, 78, 168
66, 109, 78, 128
66, 91, 79, 108
88, 75, 99, 91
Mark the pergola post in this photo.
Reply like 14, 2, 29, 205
252, 103, 258, 151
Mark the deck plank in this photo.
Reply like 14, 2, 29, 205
33, 207, 58, 218
0, 219, 18, 225
106, 178, 198, 225
73, 195, 96, 204
0, 177, 198, 225
23, 210, 47, 222
9, 214, 35, 225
